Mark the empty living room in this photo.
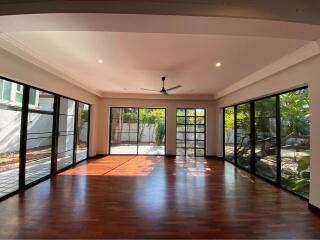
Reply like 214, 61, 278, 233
0, 0, 320, 239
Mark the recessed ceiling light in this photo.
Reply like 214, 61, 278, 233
215, 62, 222, 67
98, 59, 103, 63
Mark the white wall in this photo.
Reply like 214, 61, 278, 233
97, 98, 215, 156
214, 54, 320, 207
0, 47, 100, 156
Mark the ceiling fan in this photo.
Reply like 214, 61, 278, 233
141, 76, 182, 95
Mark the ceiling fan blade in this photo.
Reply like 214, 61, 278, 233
140, 88, 159, 92
163, 92, 169, 96
166, 85, 182, 92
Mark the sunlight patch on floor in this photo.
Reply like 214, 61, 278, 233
60, 155, 162, 177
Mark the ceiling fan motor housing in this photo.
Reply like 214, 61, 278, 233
161, 76, 167, 93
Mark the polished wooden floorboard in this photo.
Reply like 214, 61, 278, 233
0, 155, 319, 239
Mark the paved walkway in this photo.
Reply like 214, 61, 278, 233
0, 151, 87, 198
110, 145, 165, 155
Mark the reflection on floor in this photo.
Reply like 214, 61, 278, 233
0, 155, 319, 239
0, 151, 87, 198
175, 156, 212, 176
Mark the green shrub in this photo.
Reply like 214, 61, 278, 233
155, 120, 165, 145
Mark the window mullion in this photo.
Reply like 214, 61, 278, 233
19, 86, 29, 189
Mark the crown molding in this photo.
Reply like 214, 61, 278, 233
101, 92, 215, 101
0, 33, 103, 97
214, 41, 320, 100
1, 14, 320, 40
1, 0, 320, 25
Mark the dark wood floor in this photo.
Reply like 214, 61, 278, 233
0, 155, 319, 239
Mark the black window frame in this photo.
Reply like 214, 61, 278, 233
108, 107, 167, 156
75, 102, 91, 163
176, 108, 206, 157
56, 96, 77, 172
25, 87, 55, 186
0, 75, 91, 201
222, 86, 309, 201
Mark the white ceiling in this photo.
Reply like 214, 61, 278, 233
0, 14, 319, 98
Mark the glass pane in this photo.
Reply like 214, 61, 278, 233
176, 125, 185, 132
186, 109, 195, 116
186, 148, 195, 156
255, 96, 277, 182
26, 107, 53, 184
186, 117, 195, 124
196, 117, 205, 124
176, 132, 185, 140
236, 103, 251, 171
16, 85, 23, 104
176, 109, 185, 116
138, 108, 165, 155
176, 108, 206, 156
196, 149, 205, 157
186, 141, 195, 148
59, 97, 75, 115
29, 90, 54, 111
111, 131, 137, 142
176, 140, 185, 148
186, 133, 195, 140
3, 81, 12, 101
59, 115, 75, 132
196, 141, 205, 148
196, 109, 205, 117
29, 88, 37, 105
0, 80, 22, 197
224, 107, 235, 163
186, 125, 194, 132
57, 97, 75, 170
76, 103, 89, 162
58, 139, 73, 152
110, 108, 138, 154
196, 133, 205, 141
57, 150, 73, 170
280, 89, 310, 198
176, 148, 186, 156
176, 117, 185, 125
196, 125, 205, 132
0, 79, 3, 100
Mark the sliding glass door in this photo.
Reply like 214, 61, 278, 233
280, 88, 310, 198
109, 107, 166, 155
0, 79, 22, 197
223, 87, 310, 198
224, 107, 235, 163
26, 89, 54, 184
0, 76, 91, 199
76, 103, 90, 162
110, 108, 139, 154
255, 96, 277, 182
57, 97, 76, 170
138, 108, 166, 155
236, 103, 251, 170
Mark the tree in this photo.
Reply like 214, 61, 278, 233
280, 89, 309, 141
224, 107, 234, 143
138, 109, 165, 144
